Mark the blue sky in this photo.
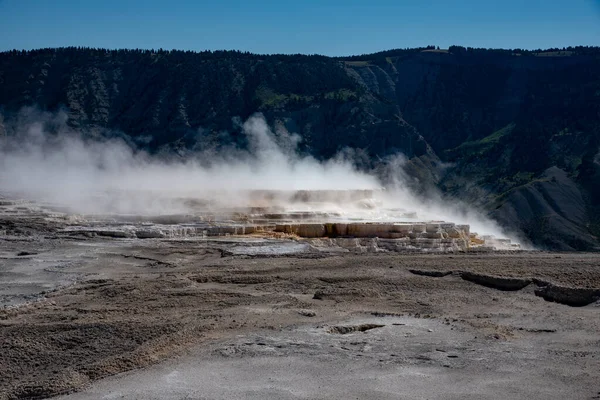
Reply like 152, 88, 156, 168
0, 0, 599, 55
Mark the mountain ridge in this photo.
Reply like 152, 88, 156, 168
1, 46, 599, 250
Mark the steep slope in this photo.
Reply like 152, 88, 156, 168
490, 167, 597, 250
345, 47, 600, 249
0, 48, 430, 162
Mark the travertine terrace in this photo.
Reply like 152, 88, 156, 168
5, 189, 519, 252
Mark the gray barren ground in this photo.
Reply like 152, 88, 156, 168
1, 212, 600, 399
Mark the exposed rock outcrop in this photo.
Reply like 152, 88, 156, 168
534, 282, 600, 307
460, 272, 532, 291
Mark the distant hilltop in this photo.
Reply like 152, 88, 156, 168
2, 44, 599, 57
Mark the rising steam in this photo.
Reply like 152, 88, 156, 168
0, 108, 517, 240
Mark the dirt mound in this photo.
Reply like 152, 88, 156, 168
460, 272, 532, 291
534, 282, 600, 307
410, 270, 600, 307
0, 322, 186, 399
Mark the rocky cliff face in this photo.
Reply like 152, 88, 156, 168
0, 49, 430, 160
345, 48, 600, 250
1, 47, 599, 250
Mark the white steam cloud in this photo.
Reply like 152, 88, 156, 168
0, 109, 377, 212
0, 108, 519, 241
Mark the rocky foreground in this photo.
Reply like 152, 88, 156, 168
1, 200, 599, 399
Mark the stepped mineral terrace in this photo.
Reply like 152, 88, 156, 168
0, 189, 519, 252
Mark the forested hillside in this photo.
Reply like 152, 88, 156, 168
1, 46, 599, 250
